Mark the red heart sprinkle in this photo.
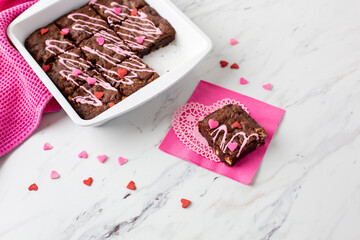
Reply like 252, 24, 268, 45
40, 28, 48, 35
233, 121, 242, 129
126, 181, 136, 190
220, 60, 228, 68
28, 183, 38, 191
94, 92, 104, 99
42, 65, 50, 72
230, 63, 239, 69
131, 9, 138, 16
117, 68, 128, 78
181, 198, 191, 208
108, 102, 115, 108
83, 177, 93, 186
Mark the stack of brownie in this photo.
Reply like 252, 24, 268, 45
25, 0, 175, 120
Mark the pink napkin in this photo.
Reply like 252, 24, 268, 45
0, 0, 61, 157
159, 80, 285, 184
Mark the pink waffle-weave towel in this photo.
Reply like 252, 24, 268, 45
0, 0, 61, 157
159, 81, 285, 184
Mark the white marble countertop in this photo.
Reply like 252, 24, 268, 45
1, 0, 360, 239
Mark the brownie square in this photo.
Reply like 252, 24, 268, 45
198, 104, 267, 166
47, 48, 93, 97
90, 0, 148, 26
98, 55, 159, 97
25, 23, 74, 65
113, 5, 175, 57
68, 77, 122, 120
55, 5, 109, 45
80, 29, 134, 69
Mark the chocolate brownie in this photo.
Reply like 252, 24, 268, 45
113, 5, 175, 57
68, 78, 122, 120
55, 5, 109, 45
90, 0, 148, 26
98, 55, 159, 97
47, 48, 93, 97
25, 23, 74, 65
80, 29, 134, 69
198, 104, 267, 166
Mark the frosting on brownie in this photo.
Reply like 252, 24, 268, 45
67, 12, 108, 34
45, 40, 74, 55
211, 124, 259, 158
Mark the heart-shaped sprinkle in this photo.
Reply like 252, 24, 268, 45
263, 83, 272, 91
220, 60, 228, 68
181, 198, 191, 208
97, 155, 107, 163
28, 183, 38, 191
78, 150, 88, 158
60, 28, 70, 35
40, 28, 48, 35
230, 38, 239, 46
117, 68, 128, 78
118, 156, 128, 166
96, 37, 105, 46
50, 170, 60, 179
113, 7, 122, 14
72, 69, 82, 76
131, 9, 138, 16
232, 121, 242, 129
83, 177, 93, 186
230, 63, 239, 69
108, 102, 115, 108
208, 119, 219, 129
227, 141, 238, 152
135, 36, 145, 44
43, 142, 53, 150
94, 92, 104, 99
86, 77, 96, 85
240, 77, 248, 85
127, 180, 136, 190
42, 65, 50, 73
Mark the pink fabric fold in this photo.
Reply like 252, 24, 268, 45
0, 0, 61, 157
159, 81, 285, 184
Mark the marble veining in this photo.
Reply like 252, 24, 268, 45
1, 0, 360, 239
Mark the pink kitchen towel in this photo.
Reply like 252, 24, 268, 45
159, 80, 285, 184
0, 0, 61, 157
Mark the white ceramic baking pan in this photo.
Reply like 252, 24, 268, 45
7, 0, 212, 126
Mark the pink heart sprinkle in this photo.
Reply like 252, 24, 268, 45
227, 141, 238, 152
78, 150, 88, 159
86, 77, 96, 85
61, 28, 70, 34
262, 83, 272, 91
230, 38, 238, 46
43, 143, 53, 151
96, 37, 105, 46
113, 7, 122, 14
136, 36, 145, 44
72, 69, 82, 76
89, 0, 97, 4
118, 156, 128, 166
240, 77, 248, 85
208, 119, 219, 129
97, 155, 107, 163
50, 170, 60, 179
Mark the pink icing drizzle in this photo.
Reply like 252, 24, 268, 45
98, 56, 155, 86
91, 1, 129, 25
72, 86, 103, 107
211, 124, 259, 157
45, 40, 74, 55
116, 11, 162, 50
81, 30, 134, 66
67, 13, 107, 34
